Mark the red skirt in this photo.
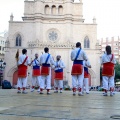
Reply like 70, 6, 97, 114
102, 62, 114, 77
55, 72, 63, 80
84, 71, 89, 78
71, 64, 83, 75
41, 66, 50, 75
18, 65, 27, 77
32, 69, 41, 76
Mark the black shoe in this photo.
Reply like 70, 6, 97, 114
73, 92, 76, 96
54, 91, 58, 93
60, 91, 62, 93
17, 90, 21, 94
22, 91, 28, 94
39, 92, 44, 94
47, 92, 51, 95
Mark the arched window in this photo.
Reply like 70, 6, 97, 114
84, 36, 90, 48
52, 5, 56, 15
45, 5, 49, 14
16, 34, 21, 46
58, 5, 63, 14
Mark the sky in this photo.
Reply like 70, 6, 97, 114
0, 0, 120, 39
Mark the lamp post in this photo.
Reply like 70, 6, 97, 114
0, 59, 6, 86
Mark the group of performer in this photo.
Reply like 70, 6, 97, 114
16, 42, 116, 96
17, 47, 65, 94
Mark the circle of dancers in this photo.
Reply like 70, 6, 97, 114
16, 42, 116, 96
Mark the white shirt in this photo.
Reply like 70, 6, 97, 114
40, 53, 54, 65
83, 60, 91, 68
18, 54, 30, 66
32, 58, 40, 66
54, 60, 65, 70
71, 48, 88, 61
101, 53, 116, 64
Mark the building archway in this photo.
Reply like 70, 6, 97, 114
7, 66, 18, 86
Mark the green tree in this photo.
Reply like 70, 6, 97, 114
115, 62, 120, 84
100, 67, 102, 86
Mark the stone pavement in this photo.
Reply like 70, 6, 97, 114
0, 89, 120, 120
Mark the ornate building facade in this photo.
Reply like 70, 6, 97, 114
4, 0, 100, 87
0, 32, 8, 59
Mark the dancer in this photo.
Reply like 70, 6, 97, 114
54, 55, 65, 93
71, 42, 88, 96
31, 53, 41, 92
101, 45, 116, 96
82, 60, 91, 94
40, 47, 54, 95
17, 49, 30, 94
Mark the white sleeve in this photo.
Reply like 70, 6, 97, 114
60, 61, 65, 69
71, 50, 75, 61
27, 57, 31, 65
50, 55, 55, 65
87, 61, 91, 66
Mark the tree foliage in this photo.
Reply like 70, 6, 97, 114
115, 62, 120, 83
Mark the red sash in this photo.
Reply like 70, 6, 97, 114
41, 66, 50, 75
32, 67, 40, 76
102, 62, 114, 76
18, 56, 28, 77
71, 64, 83, 75
55, 72, 63, 80
84, 71, 89, 78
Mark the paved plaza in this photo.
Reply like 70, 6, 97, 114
0, 89, 120, 120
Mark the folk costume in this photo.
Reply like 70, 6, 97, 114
71, 48, 87, 96
31, 58, 41, 92
40, 53, 54, 94
17, 54, 30, 93
101, 53, 116, 96
54, 58, 65, 93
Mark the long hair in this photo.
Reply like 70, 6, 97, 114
15, 49, 19, 61
106, 45, 111, 55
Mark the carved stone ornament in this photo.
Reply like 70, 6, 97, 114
47, 28, 60, 43
28, 40, 75, 49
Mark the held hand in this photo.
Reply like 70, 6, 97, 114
88, 65, 91, 68
29, 60, 33, 66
